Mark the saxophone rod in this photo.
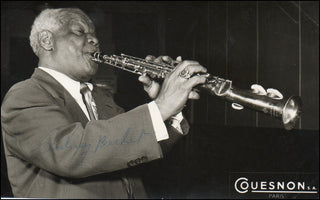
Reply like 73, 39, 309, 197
91, 52, 302, 130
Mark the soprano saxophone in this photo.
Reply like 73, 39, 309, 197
91, 52, 302, 130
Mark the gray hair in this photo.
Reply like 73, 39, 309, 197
29, 8, 92, 56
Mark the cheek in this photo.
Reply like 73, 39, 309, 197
67, 43, 80, 55
67, 37, 86, 55
67, 46, 79, 56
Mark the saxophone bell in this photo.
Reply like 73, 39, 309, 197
282, 96, 302, 130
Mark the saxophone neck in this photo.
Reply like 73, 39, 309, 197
198, 74, 233, 96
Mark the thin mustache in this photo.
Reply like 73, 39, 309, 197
85, 47, 100, 53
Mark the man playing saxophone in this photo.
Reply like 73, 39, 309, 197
1, 8, 207, 198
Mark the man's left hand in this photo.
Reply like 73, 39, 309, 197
138, 75, 160, 99
138, 55, 180, 99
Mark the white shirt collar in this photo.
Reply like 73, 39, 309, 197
39, 66, 93, 93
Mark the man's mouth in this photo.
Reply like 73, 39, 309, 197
86, 50, 99, 59
83, 54, 95, 66
83, 48, 100, 65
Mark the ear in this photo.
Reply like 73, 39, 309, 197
38, 30, 54, 51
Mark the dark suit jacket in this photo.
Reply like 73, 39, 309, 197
1, 68, 189, 198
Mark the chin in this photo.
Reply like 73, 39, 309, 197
86, 65, 98, 79
91, 63, 99, 75
81, 74, 94, 82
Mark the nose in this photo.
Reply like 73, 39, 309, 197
88, 34, 99, 47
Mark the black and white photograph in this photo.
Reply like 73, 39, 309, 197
1, 1, 319, 199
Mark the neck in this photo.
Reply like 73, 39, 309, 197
38, 61, 61, 73
39, 54, 58, 70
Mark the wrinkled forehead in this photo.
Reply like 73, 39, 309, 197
59, 9, 95, 31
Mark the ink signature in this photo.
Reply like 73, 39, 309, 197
39, 128, 152, 162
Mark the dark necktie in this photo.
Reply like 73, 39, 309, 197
80, 83, 99, 120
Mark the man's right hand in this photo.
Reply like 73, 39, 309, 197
155, 60, 207, 121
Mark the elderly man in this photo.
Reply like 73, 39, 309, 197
1, 8, 207, 198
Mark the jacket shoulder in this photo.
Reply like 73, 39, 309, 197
1, 78, 55, 111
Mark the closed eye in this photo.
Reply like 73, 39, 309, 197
75, 29, 85, 35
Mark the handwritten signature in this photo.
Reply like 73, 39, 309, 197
39, 128, 152, 162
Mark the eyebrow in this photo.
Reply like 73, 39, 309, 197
71, 19, 95, 33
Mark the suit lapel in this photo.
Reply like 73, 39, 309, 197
63, 90, 89, 127
31, 68, 89, 127
31, 68, 125, 125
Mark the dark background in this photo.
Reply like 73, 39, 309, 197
1, 1, 319, 198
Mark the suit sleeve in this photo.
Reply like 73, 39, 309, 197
1, 83, 163, 178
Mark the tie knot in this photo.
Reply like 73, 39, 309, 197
80, 82, 90, 94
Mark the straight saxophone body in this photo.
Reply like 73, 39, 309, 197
91, 52, 302, 130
